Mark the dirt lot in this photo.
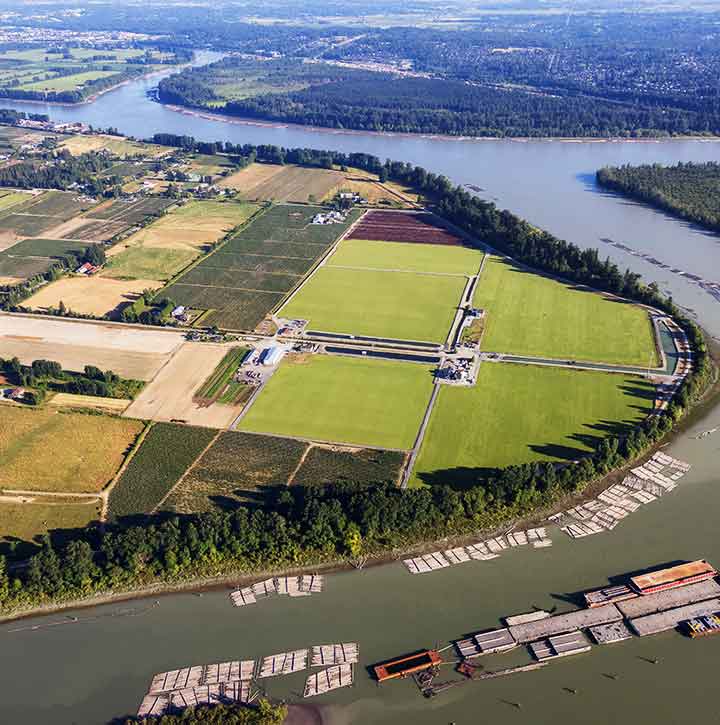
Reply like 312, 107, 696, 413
124, 342, 248, 428
24, 276, 163, 316
220, 163, 343, 202
0, 313, 184, 380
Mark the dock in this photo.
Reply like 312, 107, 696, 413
507, 603, 622, 644
303, 664, 354, 697
630, 598, 720, 636
589, 621, 634, 644
529, 631, 592, 661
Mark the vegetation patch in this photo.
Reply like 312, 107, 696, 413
0, 406, 143, 493
239, 354, 435, 449
473, 256, 660, 366
280, 266, 465, 342
412, 363, 655, 487
195, 347, 250, 405
108, 423, 217, 518
163, 431, 308, 513
293, 446, 406, 487
328, 237, 483, 275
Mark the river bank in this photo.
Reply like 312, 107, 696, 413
2, 335, 715, 627
157, 101, 720, 146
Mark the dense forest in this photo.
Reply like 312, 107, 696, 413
157, 55, 720, 138
0, 150, 118, 194
0, 134, 711, 616
597, 162, 720, 233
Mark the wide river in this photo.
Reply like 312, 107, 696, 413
1, 52, 719, 725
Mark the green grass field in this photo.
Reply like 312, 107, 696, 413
239, 354, 435, 449
473, 256, 659, 366
20, 70, 118, 92
280, 267, 466, 342
411, 363, 655, 487
196, 347, 250, 404
328, 238, 483, 275
103, 247, 197, 281
0, 191, 32, 213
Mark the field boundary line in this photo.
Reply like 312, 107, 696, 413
233, 427, 409, 453
152, 429, 222, 513
100, 421, 154, 521
401, 380, 441, 489
326, 264, 470, 278
166, 283, 286, 295
285, 443, 314, 486
0, 489, 102, 499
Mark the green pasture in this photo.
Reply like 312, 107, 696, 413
473, 256, 660, 366
328, 238, 483, 275
239, 354, 435, 449
280, 266, 466, 342
411, 363, 655, 487
103, 247, 198, 281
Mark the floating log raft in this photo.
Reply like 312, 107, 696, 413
299, 574, 324, 594
552, 453, 692, 539
311, 643, 359, 666
403, 529, 552, 574
504, 610, 552, 626
252, 578, 277, 598
303, 664, 354, 697
137, 694, 169, 718
259, 649, 309, 678
589, 621, 633, 644
149, 661, 255, 694
584, 584, 637, 608
630, 598, 720, 636
230, 588, 256, 607
231, 575, 323, 607
530, 631, 591, 661
507, 603, 622, 644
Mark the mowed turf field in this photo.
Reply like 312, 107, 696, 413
327, 238, 484, 275
474, 256, 659, 366
281, 266, 466, 342
411, 363, 655, 487
239, 354, 435, 449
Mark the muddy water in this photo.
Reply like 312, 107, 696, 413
1, 57, 720, 724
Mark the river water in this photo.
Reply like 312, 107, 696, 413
1, 53, 720, 725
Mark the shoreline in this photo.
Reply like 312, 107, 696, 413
160, 101, 720, 145
2, 339, 717, 626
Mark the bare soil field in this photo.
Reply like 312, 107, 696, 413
0, 313, 184, 380
123, 342, 248, 428
348, 210, 463, 245
59, 134, 168, 158
220, 163, 343, 202
24, 276, 162, 316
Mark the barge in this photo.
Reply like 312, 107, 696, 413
630, 560, 716, 595
681, 612, 720, 638
373, 650, 443, 683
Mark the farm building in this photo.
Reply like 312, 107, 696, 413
260, 346, 285, 367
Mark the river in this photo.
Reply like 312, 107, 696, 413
1, 52, 719, 725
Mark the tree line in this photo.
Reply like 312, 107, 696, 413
597, 162, 720, 233
122, 700, 286, 724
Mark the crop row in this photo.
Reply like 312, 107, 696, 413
179, 265, 300, 292
196, 347, 249, 401
107, 423, 217, 518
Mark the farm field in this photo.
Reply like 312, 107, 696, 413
162, 204, 359, 329
0, 406, 143, 493
411, 363, 655, 487
107, 423, 217, 517
0, 190, 33, 215
20, 70, 117, 92
280, 266, 466, 342
124, 343, 250, 428
348, 210, 463, 245
0, 314, 184, 381
292, 446, 407, 487
239, 354, 435, 449
321, 169, 418, 207
473, 256, 660, 366
48, 393, 132, 412
219, 163, 343, 202
0, 499, 101, 555
0, 190, 94, 239
24, 276, 161, 317
163, 432, 308, 513
59, 134, 168, 158
104, 200, 256, 281
327, 237, 483, 275
195, 347, 251, 405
